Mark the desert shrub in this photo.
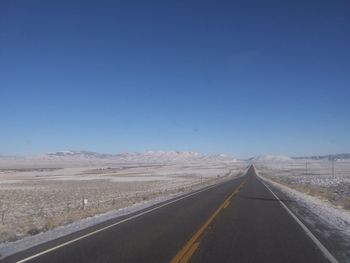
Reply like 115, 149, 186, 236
27, 227, 40, 236
44, 219, 57, 231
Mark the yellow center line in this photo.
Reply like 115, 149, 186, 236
180, 242, 200, 263
170, 180, 246, 263
223, 200, 230, 209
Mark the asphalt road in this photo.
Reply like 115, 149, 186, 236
2, 166, 338, 263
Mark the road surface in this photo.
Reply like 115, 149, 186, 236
1, 166, 338, 263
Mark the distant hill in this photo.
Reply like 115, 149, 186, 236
248, 153, 350, 163
250, 155, 293, 163
0, 150, 238, 169
292, 153, 350, 161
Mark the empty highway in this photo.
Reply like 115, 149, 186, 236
2, 166, 338, 263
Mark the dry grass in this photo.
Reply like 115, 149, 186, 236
261, 171, 350, 211
0, 180, 182, 242
0, 164, 245, 243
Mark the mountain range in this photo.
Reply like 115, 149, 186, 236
0, 150, 238, 169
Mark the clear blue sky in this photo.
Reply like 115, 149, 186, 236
1, 0, 349, 158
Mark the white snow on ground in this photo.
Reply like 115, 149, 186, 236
0, 178, 230, 259
255, 159, 350, 209
0, 150, 245, 259
260, 176, 350, 235
259, 175, 350, 262
255, 158, 350, 262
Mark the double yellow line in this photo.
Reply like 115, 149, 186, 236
170, 180, 246, 263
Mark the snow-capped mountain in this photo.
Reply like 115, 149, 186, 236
112, 151, 237, 164
46, 150, 114, 159
0, 150, 238, 169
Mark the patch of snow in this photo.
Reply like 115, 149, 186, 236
262, 176, 350, 234
259, 175, 350, 262
0, 172, 240, 260
0, 192, 181, 259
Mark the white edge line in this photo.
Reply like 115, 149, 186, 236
253, 166, 339, 263
15, 174, 245, 263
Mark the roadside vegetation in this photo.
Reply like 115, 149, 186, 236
256, 160, 350, 211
